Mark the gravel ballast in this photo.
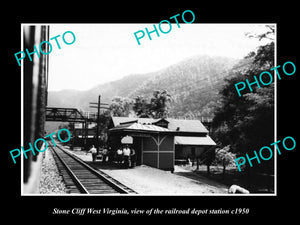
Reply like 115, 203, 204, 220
39, 148, 67, 194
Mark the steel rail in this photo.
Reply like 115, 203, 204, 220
55, 145, 130, 194
51, 144, 132, 194
50, 145, 89, 194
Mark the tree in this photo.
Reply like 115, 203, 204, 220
98, 111, 111, 145
132, 96, 151, 118
58, 123, 72, 144
212, 26, 275, 173
133, 90, 172, 118
109, 97, 134, 117
149, 90, 171, 119
200, 147, 216, 175
215, 145, 236, 175
245, 25, 275, 41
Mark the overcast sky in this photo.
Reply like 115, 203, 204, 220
47, 24, 274, 91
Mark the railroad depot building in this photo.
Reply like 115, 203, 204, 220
108, 117, 216, 171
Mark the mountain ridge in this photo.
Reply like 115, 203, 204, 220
47, 54, 241, 117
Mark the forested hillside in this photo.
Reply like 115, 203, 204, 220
128, 55, 240, 118
48, 55, 242, 118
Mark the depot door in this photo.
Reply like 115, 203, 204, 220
132, 137, 142, 165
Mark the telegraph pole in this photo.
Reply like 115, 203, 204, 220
89, 95, 109, 154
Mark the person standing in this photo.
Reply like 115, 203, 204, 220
88, 145, 97, 162
123, 145, 131, 169
130, 148, 136, 168
116, 147, 123, 166
102, 147, 108, 164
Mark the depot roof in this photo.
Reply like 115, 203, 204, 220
110, 117, 209, 133
109, 122, 171, 133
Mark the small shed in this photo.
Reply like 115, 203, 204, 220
174, 136, 216, 159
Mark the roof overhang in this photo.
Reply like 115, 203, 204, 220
109, 128, 208, 137
174, 136, 216, 146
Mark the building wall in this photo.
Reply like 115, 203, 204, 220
142, 135, 174, 171
109, 134, 122, 152
175, 145, 206, 159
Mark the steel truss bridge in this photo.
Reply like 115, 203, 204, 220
45, 107, 95, 123
46, 107, 98, 149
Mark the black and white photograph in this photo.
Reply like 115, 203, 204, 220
21, 23, 276, 195
4, 5, 298, 220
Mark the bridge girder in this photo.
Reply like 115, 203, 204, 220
46, 107, 87, 123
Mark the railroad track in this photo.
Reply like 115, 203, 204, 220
50, 144, 136, 194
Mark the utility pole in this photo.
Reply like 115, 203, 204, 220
89, 95, 109, 154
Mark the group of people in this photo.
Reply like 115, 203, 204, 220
87, 144, 136, 168
116, 145, 136, 169
87, 145, 109, 163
